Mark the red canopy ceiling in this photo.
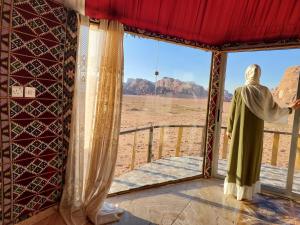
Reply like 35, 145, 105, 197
85, 0, 300, 48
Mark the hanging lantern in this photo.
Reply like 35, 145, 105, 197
154, 42, 160, 96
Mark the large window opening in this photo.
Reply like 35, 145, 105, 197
78, 24, 300, 197
110, 35, 212, 193
215, 49, 300, 195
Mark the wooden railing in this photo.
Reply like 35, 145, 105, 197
220, 126, 300, 169
120, 124, 205, 169
120, 125, 300, 170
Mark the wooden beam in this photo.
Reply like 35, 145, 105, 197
203, 51, 227, 178
295, 138, 300, 170
131, 131, 137, 170
147, 126, 154, 163
108, 175, 203, 197
158, 127, 164, 159
175, 127, 183, 157
221, 39, 300, 52
271, 133, 280, 166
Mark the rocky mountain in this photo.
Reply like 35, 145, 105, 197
155, 77, 207, 98
124, 77, 233, 100
273, 66, 300, 106
124, 66, 300, 103
123, 78, 155, 95
224, 90, 233, 102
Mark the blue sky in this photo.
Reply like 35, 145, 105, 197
124, 34, 300, 93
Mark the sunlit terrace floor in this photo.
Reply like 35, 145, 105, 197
25, 178, 300, 225
108, 178, 300, 225
109, 156, 300, 194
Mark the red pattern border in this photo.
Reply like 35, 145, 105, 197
123, 25, 220, 51
203, 51, 227, 178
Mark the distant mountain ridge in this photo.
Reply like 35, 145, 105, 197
123, 77, 233, 101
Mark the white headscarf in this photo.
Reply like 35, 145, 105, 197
245, 64, 261, 85
241, 64, 290, 124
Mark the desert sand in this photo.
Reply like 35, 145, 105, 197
115, 95, 294, 176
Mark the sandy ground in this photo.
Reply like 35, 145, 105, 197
115, 95, 294, 176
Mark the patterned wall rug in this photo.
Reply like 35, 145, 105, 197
0, 1, 77, 224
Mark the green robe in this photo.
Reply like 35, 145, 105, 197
226, 87, 264, 187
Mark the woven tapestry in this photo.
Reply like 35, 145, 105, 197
0, 1, 78, 224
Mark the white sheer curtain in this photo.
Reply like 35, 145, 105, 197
60, 18, 124, 225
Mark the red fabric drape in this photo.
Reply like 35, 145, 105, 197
85, 0, 300, 46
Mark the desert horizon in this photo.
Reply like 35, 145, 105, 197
115, 64, 300, 177
115, 93, 295, 177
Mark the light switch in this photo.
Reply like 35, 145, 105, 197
11, 86, 23, 97
25, 87, 36, 98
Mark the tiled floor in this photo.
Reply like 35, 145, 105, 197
25, 178, 300, 225
110, 156, 300, 194
108, 178, 300, 225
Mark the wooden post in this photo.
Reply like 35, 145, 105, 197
131, 131, 137, 170
221, 128, 228, 159
158, 127, 164, 159
147, 126, 154, 163
271, 133, 280, 166
295, 137, 300, 170
175, 127, 183, 157
203, 52, 228, 178
200, 126, 206, 157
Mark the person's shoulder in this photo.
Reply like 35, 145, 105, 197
240, 84, 269, 91
234, 86, 243, 93
256, 85, 271, 94
259, 85, 269, 90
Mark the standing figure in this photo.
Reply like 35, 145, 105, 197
224, 64, 300, 201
